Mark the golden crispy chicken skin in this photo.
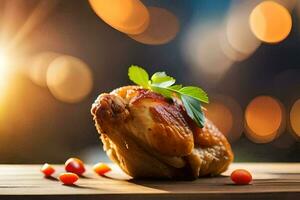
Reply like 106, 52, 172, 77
91, 86, 233, 179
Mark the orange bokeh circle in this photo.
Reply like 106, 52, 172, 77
89, 0, 149, 35
290, 99, 300, 138
250, 1, 292, 43
129, 7, 179, 45
204, 94, 243, 143
245, 96, 285, 143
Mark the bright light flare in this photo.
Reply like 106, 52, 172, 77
0, 52, 8, 68
7, 0, 59, 51
245, 96, 285, 143
250, 1, 292, 43
0, 50, 10, 98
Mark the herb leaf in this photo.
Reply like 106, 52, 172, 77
151, 85, 173, 98
180, 95, 205, 127
128, 65, 150, 88
128, 66, 208, 127
169, 84, 182, 90
151, 72, 175, 87
179, 86, 209, 103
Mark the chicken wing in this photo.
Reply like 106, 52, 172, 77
91, 86, 233, 179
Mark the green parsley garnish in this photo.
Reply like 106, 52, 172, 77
128, 65, 209, 127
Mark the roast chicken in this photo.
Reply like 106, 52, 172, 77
91, 86, 233, 179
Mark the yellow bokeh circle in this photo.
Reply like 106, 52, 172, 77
47, 55, 93, 103
28, 52, 60, 87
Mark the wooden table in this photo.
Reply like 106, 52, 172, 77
0, 163, 299, 199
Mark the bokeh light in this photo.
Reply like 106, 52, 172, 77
204, 94, 243, 143
250, 1, 292, 43
182, 22, 233, 83
0, 49, 12, 102
290, 99, 300, 138
225, 1, 261, 58
129, 7, 179, 45
245, 96, 285, 143
89, 0, 149, 35
28, 52, 60, 87
46, 55, 93, 103
219, 27, 249, 62
205, 102, 233, 138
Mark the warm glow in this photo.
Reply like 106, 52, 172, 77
0, 50, 10, 99
250, 1, 292, 43
290, 99, 300, 138
225, 1, 261, 57
28, 52, 60, 87
245, 96, 284, 143
129, 7, 179, 45
0, 52, 8, 68
46, 55, 93, 103
183, 22, 233, 84
220, 29, 248, 62
89, 0, 149, 34
7, 0, 59, 50
204, 95, 243, 143
205, 102, 233, 139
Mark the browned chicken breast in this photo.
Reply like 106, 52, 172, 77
91, 86, 233, 179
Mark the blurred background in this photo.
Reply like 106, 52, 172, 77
0, 0, 299, 164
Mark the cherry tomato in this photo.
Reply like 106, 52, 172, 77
59, 172, 79, 185
65, 158, 86, 175
41, 163, 55, 177
231, 169, 252, 185
93, 163, 111, 175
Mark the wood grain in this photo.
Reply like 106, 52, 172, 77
0, 163, 299, 199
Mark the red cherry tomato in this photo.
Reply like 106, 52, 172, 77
65, 158, 86, 175
231, 169, 252, 185
59, 172, 79, 185
93, 163, 111, 175
41, 163, 55, 177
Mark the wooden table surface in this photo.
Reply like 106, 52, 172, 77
0, 163, 299, 200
